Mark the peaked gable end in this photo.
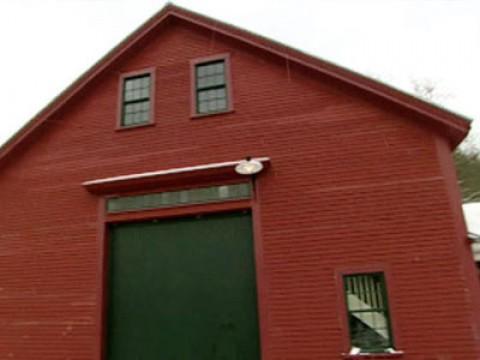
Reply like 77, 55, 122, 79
0, 4, 471, 167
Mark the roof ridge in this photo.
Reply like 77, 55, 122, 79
0, 3, 471, 164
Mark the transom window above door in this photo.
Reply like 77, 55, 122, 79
107, 183, 252, 213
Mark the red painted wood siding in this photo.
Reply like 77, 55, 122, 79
0, 18, 478, 359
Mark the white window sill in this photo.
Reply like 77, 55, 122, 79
342, 349, 404, 359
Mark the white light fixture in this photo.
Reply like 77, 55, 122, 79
235, 158, 264, 175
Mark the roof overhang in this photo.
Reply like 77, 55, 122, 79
469, 232, 480, 243
468, 232, 480, 262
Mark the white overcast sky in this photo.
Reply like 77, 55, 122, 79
0, 0, 479, 148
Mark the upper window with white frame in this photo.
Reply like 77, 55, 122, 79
121, 73, 152, 127
194, 59, 229, 115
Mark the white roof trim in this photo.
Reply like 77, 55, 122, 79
83, 157, 270, 186
468, 232, 480, 242
472, 243, 480, 262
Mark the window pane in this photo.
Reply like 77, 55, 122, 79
214, 62, 224, 73
208, 90, 217, 100
128, 78, 138, 89
344, 273, 393, 352
204, 77, 215, 88
217, 99, 227, 110
123, 113, 134, 126
133, 89, 141, 100
208, 101, 218, 111
125, 80, 134, 90
197, 78, 207, 89
206, 64, 215, 75
124, 103, 134, 114
139, 111, 149, 123
214, 74, 225, 85
198, 102, 208, 114
124, 90, 134, 101
197, 65, 207, 77
140, 88, 149, 99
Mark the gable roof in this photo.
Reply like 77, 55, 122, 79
0, 3, 472, 165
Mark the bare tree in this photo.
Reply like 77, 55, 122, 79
411, 78, 453, 103
412, 79, 478, 154
412, 79, 480, 202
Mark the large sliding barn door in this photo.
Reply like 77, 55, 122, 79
107, 211, 261, 360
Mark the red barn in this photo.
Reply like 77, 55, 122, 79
0, 4, 478, 360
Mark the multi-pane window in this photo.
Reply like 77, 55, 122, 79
344, 273, 394, 353
121, 74, 151, 127
195, 60, 228, 115
107, 183, 251, 213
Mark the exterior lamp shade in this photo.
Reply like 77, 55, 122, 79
235, 159, 264, 175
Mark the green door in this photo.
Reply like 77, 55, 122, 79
107, 211, 261, 360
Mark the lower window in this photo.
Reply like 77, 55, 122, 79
343, 272, 395, 354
